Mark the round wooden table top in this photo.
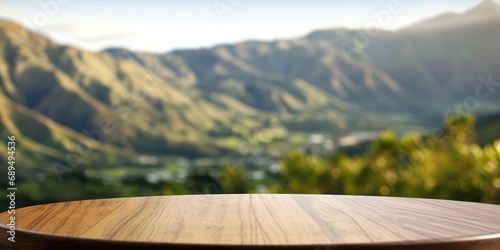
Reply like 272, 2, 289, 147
1, 194, 500, 250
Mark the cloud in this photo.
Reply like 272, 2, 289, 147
73, 31, 141, 43
41, 17, 142, 44
44, 17, 119, 34
0, 1, 32, 21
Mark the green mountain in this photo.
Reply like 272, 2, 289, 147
108, 0, 500, 116
1, 1, 500, 170
0, 20, 253, 159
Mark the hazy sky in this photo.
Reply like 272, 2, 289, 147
0, 0, 496, 52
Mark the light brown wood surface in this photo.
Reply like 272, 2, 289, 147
1, 194, 500, 249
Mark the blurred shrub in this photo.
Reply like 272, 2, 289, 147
274, 114, 500, 204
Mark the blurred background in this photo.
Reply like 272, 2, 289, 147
0, 0, 500, 217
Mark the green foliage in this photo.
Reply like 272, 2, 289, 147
274, 152, 339, 194
275, 114, 500, 204
218, 165, 248, 193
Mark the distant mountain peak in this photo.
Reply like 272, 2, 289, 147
476, 0, 499, 8
402, 0, 500, 32
466, 0, 500, 13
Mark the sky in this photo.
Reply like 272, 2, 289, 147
0, 0, 496, 53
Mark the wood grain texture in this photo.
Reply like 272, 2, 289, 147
1, 194, 500, 250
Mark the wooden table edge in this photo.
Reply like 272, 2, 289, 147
1, 222, 500, 249
1, 195, 500, 250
